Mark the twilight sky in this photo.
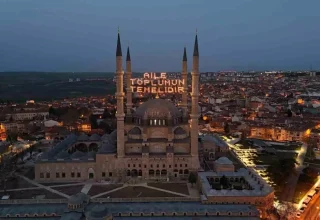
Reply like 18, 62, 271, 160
0, 0, 320, 72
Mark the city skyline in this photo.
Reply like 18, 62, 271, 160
1, 0, 320, 72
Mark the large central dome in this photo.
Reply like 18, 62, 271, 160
134, 99, 181, 118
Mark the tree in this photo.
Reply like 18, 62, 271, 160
219, 175, 229, 188
48, 106, 56, 116
188, 172, 197, 187
89, 114, 98, 129
224, 122, 230, 134
276, 202, 297, 220
6, 132, 17, 144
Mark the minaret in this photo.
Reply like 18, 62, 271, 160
115, 29, 125, 158
126, 46, 133, 119
181, 47, 188, 114
190, 32, 200, 169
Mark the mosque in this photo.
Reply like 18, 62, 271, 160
35, 31, 201, 182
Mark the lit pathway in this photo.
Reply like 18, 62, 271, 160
281, 143, 308, 202
143, 183, 190, 197
81, 184, 92, 194
0, 187, 40, 192
91, 185, 127, 199
16, 174, 70, 199
187, 183, 200, 197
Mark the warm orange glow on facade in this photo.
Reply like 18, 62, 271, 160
297, 98, 304, 104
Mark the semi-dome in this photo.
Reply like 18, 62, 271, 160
215, 157, 233, 165
98, 142, 116, 154
134, 99, 181, 118
174, 127, 186, 135
129, 127, 142, 135
89, 134, 101, 141
77, 133, 89, 141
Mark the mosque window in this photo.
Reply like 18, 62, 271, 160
62, 173, 66, 178
150, 120, 153, 125
169, 165, 171, 168
77, 172, 81, 178
102, 172, 106, 177
71, 172, 75, 178
109, 172, 112, 177
133, 164, 136, 168
163, 120, 166, 125
46, 173, 50, 178
40, 173, 44, 178
128, 164, 130, 168
154, 119, 157, 125
163, 164, 165, 168
56, 173, 60, 178
139, 164, 141, 168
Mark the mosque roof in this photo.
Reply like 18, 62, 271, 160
215, 157, 233, 165
129, 127, 142, 135
134, 99, 181, 118
77, 134, 89, 141
89, 134, 101, 141
174, 127, 186, 135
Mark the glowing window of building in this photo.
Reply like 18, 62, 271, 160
154, 119, 157, 125
159, 120, 161, 126
150, 120, 153, 125
163, 120, 165, 125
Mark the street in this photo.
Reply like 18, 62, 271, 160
301, 192, 320, 219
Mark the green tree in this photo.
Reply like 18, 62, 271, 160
188, 172, 197, 187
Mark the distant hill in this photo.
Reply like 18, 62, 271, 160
0, 72, 116, 102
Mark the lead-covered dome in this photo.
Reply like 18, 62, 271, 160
134, 99, 181, 118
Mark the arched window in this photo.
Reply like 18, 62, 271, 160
150, 120, 153, 125
163, 120, 165, 125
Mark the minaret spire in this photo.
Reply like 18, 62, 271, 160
190, 32, 200, 170
126, 46, 131, 61
183, 46, 187, 61
126, 46, 133, 117
115, 29, 125, 158
181, 47, 188, 115
116, 28, 122, 57
193, 31, 199, 57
